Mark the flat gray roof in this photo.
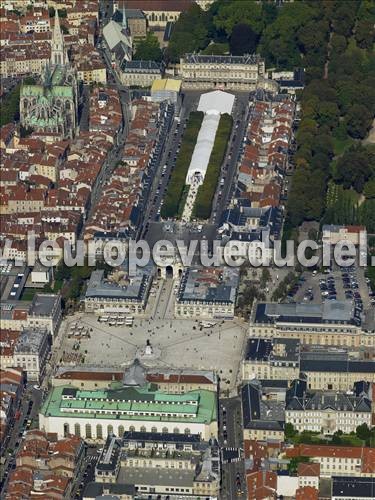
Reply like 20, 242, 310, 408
118, 465, 195, 487
30, 293, 60, 316
255, 300, 354, 324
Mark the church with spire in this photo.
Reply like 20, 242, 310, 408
20, 11, 78, 141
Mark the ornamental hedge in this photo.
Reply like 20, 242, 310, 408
192, 113, 233, 220
161, 111, 203, 218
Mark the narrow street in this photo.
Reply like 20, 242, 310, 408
0, 385, 43, 495
219, 397, 246, 500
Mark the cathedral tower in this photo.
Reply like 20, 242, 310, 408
51, 10, 67, 66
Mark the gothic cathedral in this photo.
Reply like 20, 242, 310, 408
20, 11, 78, 140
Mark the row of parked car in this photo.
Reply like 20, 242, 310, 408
320, 276, 337, 301
341, 266, 363, 316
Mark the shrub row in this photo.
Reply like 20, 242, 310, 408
161, 111, 204, 218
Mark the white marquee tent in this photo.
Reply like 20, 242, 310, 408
186, 90, 235, 186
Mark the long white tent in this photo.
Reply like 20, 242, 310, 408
185, 90, 235, 186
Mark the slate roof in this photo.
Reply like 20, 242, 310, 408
331, 476, 375, 498
242, 381, 285, 431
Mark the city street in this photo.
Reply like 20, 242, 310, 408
220, 397, 246, 500
210, 91, 252, 225
0, 385, 43, 495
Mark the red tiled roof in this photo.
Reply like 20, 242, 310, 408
295, 486, 318, 500
297, 462, 320, 477
346, 225, 366, 233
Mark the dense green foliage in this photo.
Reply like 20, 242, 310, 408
134, 33, 163, 62
201, 42, 229, 55
48, 7, 67, 18
166, 4, 212, 62
0, 77, 35, 127
284, 0, 375, 236
166, 1, 374, 234
193, 114, 232, 220
333, 145, 375, 192
161, 112, 204, 218
229, 23, 257, 55
285, 423, 375, 447
0, 85, 21, 126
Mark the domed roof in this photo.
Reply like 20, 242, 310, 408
123, 358, 146, 387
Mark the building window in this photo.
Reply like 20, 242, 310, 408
96, 424, 103, 439
107, 424, 114, 436
184, 428, 191, 435
63, 423, 70, 437
118, 425, 124, 437
74, 423, 81, 437
85, 424, 92, 439
162, 427, 168, 434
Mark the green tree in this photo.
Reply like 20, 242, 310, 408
356, 423, 372, 441
331, 0, 359, 37
335, 145, 375, 192
316, 102, 340, 130
229, 23, 257, 55
134, 33, 162, 62
214, 1, 264, 37
259, 1, 319, 68
354, 19, 375, 49
0, 84, 20, 126
285, 423, 297, 440
346, 104, 373, 139
364, 179, 375, 199
332, 431, 343, 445
20, 125, 33, 138
330, 33, 348, 54
167, 4, 210, 62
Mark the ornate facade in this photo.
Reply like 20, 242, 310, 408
20, 12, 78, 140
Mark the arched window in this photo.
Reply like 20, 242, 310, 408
85, 424, 92, 439
129, 425, 135, 433
173, 427, 180, 434
118, 425, 124, 438
96, 424, 103, 439
63, 423, 70, 437
107, 424, 114, 436
184, 428, 191, 435
74, 423, 81, 437
151, 426, 157, 433
162, 427, 168, 434
140, 426, 146, 433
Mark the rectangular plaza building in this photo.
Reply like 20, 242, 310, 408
251, 301, 374, 347
175, 266, 239, 319
39, 384, 218, 442
179, 54, 277, 91
84, 266, 153, 316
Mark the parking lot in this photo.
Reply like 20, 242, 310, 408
290, 259, 373, 321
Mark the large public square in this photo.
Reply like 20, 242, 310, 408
56, 309, 247, 394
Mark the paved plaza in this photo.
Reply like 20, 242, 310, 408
57, 311, 247, 394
